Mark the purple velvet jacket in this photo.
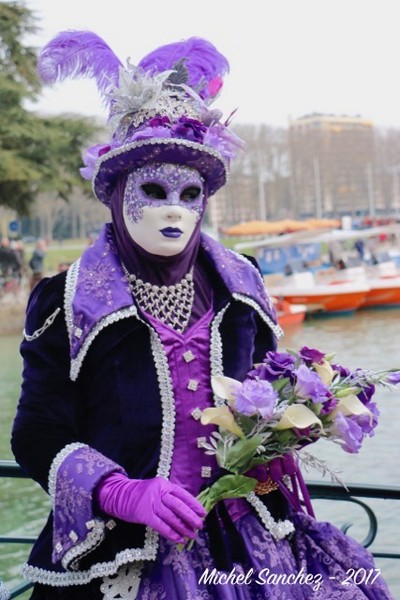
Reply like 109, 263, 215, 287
11, 225, 282, 587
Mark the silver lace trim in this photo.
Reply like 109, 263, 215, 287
246, 491, 295, 540
232, 293, 284, 340
69, 307, 137, 381
123, 265, 194, 334
65, 259, 139, 381
48, 442, 87, 501
146, 324, 176, 479
100, 563, 143, 600
210, 303, 230, 407
62, 520, 107, 572
93, 137, 228, 181
230, 250, 284, 340
0, 580, 10, 600
210, 301, 291, 541
65, 259, 80, 341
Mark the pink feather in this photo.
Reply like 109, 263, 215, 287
138, 37, 229, 100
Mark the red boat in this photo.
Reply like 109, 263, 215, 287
268, 272, 369, 315
273, 298, 307, 327
361, 262, 400, 308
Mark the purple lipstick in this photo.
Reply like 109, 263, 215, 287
160, 227, 183, 238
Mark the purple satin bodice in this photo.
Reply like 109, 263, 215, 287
143, 307, 252, 523
143, 306, 218, 496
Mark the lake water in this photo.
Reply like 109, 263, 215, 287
0, 309, 399, 598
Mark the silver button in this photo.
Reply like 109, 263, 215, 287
191, 407, 202, 420
197, 436, 207, 448
201, 466, 212, 478
106, 519, 116, 530
55, 542, 63, 553
187, 379, 199, 391
69, 530, 78, 542
74, 327, 83, 339
183, 350, 196, 363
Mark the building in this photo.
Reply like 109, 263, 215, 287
289, 114, 375, 218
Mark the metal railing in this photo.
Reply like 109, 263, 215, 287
0, 460, 399, 597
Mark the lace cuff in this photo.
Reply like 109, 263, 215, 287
0, 578, 10, 600
49, 443, 126, 570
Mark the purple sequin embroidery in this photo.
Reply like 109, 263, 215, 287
124, 163, 205, 224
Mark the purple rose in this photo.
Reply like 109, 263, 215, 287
249, 351, 295, 382
148, 116, 171, 127
320, 397, 338, 416
294, 364, 331, 403
357, 382, 376, 405
299, 346, 325, 365
385, 371, 400, 385
332, 363, 351, 377
349, 369, 376, 404
333, 412, 364, 453
80, 143, 111, 180
234, 380, 278, 420
129, 125, 171, 142
171, 117, 207, 143
356, 401, 380, 437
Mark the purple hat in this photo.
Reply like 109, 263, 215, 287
38, 32, 245, 206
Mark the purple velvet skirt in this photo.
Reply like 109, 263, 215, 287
132, 511, 393, 600
30, 511, 393, 599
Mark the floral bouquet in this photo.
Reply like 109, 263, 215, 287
194, 346, 400, 540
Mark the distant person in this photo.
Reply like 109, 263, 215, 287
328, 240, 346, 270
29, 239, 47, 290
0, 237, 22, 280
354, 239, 366, 262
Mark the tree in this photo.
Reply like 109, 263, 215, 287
0, 2, 99, 214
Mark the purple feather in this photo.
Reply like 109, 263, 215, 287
138, 37, 229, 100
38, 30, 122, 104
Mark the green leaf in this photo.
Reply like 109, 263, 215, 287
224, 434, 264, 474
200, 474, 257, 512
335, 386, 361, 398
234, 412, 256, 436
272, 377, 290, 392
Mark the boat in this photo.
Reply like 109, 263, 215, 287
234, 223, 400, 314
273, 297, 307, 328
361, 261, 400, 308
267, 271, 369, 314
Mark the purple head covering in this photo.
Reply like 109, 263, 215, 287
37, 31, 245, 207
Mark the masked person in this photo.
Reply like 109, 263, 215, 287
11, 32, 393, 600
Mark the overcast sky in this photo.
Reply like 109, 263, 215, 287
24, 0, 400, 130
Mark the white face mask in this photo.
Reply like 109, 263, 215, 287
123, 163, 205, 256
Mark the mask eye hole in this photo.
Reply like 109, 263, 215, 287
141, 183, 167, 200
180, 186, 201, 202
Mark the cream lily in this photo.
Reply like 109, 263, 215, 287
200, 406, 245, 438
330, 394, 373, 421
274, 404, 323, 431
211, 375, 242, 406
312, 360, 335, 385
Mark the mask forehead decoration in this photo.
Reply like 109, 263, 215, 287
124, 163, 205, 224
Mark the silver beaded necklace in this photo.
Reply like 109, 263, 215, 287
122, 264, 194, 333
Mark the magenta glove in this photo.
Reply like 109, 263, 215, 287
95, 472, 206, 544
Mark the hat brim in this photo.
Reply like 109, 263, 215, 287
93, 138, 228, 206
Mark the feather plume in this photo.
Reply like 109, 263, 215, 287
138, 37, 229, 101
38, 30, 122, 105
